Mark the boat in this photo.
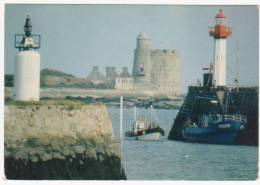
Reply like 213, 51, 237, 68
182, 89, 247, 144
125, 106, 165, 141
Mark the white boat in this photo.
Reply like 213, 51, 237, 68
125, 106, 165, 141
136, 132, 161, 141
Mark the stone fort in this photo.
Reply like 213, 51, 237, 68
87, 32, 181, 96
132, 32, 180, 96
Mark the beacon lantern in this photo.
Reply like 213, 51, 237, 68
14, 15, 41, 101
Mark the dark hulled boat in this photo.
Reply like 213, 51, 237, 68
182, 89, 247, 144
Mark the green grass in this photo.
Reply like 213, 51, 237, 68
5, 99, 85, 110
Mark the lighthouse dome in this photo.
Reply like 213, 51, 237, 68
215, 9, 226, 18
137, 32, 149, 40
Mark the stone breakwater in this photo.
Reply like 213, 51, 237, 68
4, 103, 126, 179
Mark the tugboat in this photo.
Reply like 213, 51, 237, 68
182, 89, 247, 144
125, 106, 165, 141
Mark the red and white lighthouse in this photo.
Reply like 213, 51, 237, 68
209, 9, 232, 87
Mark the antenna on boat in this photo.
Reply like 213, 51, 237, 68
134, 106, 137, 121
150, 105, 153, 122
154, 108, 160, 124
120, 96, 123, 175
235, 40, 240, 92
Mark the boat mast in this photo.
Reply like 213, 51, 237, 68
224, 89, 231, 114
154, 108, 160, 124
134, 106, 137, 121
235, 40, 240, 92
120, 96, 123, 174
150, 105, 153, 123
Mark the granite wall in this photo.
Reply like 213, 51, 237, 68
4, 103, 126, 179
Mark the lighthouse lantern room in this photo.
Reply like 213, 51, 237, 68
13, 15, 41, 101
209, 9, 232, 87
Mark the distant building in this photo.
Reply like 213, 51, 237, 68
105, 66, 119, 86
106, 66, 119, 79
115, 67, 134, 90
86, 66, 105, 84
132, 32, 181, 96
120, 67, 132, 78
86, 33, 181, 96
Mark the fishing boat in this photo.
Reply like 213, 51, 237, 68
182, 89, 247, 144
125, 106, 165, 141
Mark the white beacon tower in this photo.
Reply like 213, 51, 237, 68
209, 9, 232, 87
14, 15, 41, 101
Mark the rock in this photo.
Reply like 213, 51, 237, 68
14, 151, 28, 160
97, 153, 104, 162
42, 153, 52, 162
4, 103, 124, 179
62, 147, 71, 156
39, 137, 50, 145
85, 148, 97, 160
74, 145, 85, 154
5, 154, 126, 180
30, 155, 38, 162
50, 139, 63, 151
53, 152, 63, 159
4, 149, 11, 158
27, 147, 36, 155
63, 136, 76, 145
79, 160, 83, 165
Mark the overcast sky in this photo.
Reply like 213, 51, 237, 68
4, 5, 259, 93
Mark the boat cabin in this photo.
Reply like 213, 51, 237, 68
133, 120, 146, 134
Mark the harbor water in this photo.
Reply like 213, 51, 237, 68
108, 107, 258, 180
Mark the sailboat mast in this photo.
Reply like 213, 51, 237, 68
120, 96, 123, 174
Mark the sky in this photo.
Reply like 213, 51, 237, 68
4, 4, 259, 93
